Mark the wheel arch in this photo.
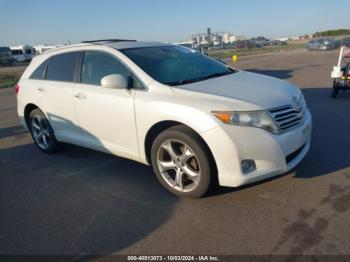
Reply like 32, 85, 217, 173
24, 103, 40, 128
144, 120, 218, 177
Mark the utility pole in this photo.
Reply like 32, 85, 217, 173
207, 28, 211, 48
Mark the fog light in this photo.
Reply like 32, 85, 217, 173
242, 160, 256, 174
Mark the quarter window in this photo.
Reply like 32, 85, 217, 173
30, 60, 48, 80
81, 51, 130, 86
46, 52, 80, 82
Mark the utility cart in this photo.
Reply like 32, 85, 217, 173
331, 46, 350, 98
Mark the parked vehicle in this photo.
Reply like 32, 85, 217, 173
331, 46, 350, 98
17, 40, 312, 198
271, 40, 288, 46
307, 38, 338, 51
0, 47, 13, 66
10, 45, 36, 62
235, 40, 259, 49
335, 38, 342, 48
233, 41, 245, 49
341, 37, 350, 47
250, 37, 270, 47
34, 45, 62, 54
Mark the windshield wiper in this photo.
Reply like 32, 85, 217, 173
166, 70, 235, 86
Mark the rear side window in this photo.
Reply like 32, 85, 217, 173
30, 60, 48, 80
81, 51, 129, 86
46, 52, 80, 82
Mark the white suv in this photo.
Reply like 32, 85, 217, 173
17, 40, 312, 198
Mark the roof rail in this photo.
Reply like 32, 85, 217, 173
81, 39, 137, 44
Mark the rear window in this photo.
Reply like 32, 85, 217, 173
46, 52, 80, 82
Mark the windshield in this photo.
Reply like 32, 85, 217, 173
120, 46, 235, 86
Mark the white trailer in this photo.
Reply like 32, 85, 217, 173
33, 45, 62, 54
10, 45, 36, 62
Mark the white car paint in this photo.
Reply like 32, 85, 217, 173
17, 41, 312, 188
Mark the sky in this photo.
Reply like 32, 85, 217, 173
1, 0, 349, 46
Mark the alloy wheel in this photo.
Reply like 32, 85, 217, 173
31, 115, 51, 150
156, 139, 201, 192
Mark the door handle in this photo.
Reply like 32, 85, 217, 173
37, 87, 46, 92
74, 92, 86, 100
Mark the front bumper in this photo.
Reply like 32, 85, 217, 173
200, 108, 312, 187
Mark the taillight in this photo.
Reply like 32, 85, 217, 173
15, 84, 20, 94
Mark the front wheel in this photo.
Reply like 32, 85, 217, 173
29, 109, 59, 153
151, 125, 213, 198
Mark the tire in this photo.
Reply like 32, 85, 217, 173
331, 79, 339, 99
151, 125, 213, 198
28, 109, 59, 153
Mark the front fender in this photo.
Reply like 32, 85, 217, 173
135, 99, 219, 162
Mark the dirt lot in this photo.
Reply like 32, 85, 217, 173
0, 64, 27, 89
1, 49, 350, 256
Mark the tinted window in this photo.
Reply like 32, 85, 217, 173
81, 51, 129, 86
30, 60, 48, 80
0, 47, 10, 54
121, 46, 234, 86
46, 52, 80, 82
12, 50, 23, 55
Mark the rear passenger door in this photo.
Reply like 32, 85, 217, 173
73, 50, 140, 160
41, 51, 83, 143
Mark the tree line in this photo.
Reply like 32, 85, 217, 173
313, 29, 350, 38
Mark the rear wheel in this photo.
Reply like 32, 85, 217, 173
29, 109, 59, 153
151, 125, 213, 198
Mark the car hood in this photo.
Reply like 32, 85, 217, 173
172, 71, 301, 109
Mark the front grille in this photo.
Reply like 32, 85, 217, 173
268, 98, 305, 132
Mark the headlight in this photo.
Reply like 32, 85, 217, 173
212, 110, 280, 134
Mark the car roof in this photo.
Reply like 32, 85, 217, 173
101, 41, 173, 50
37, 41, 175, 57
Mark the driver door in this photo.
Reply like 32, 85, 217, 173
73, 50, 140, 160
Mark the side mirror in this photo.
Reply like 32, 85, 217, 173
101, 74, 127, 89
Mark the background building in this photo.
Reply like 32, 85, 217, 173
189, 28, 246, 48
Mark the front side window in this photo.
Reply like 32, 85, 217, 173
81, 51, 128, 85
81, 51, 130, 86
80, 51, 144, 89
46, 52, 80, 82
120, 46, 235, 86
